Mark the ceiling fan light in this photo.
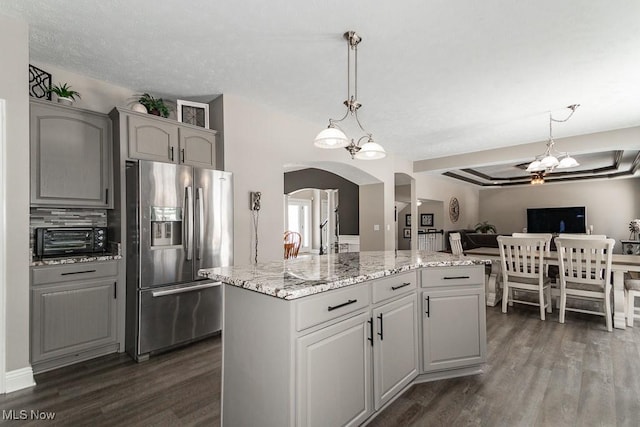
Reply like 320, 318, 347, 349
354, 141, 386, 160
313, 127, 349, 149
557, 155, 579, 168
540, 155, 559, 169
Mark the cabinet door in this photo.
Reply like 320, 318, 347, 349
179, 127, 216, 168
30, 102, 111, 207
372, 293, 419, 409
422, 287, 487, 372
31, 279, 117, 364
296, 312, 373, 427
127, 113, 178, 162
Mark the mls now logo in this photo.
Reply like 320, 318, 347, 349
2, 409, 56, 420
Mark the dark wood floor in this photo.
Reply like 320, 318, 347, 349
1, 305, 639, 426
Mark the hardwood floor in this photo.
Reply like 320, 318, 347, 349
0, 337, 221, 426
1, 305, 639, 426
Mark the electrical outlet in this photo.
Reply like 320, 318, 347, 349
374, 224, 380, 231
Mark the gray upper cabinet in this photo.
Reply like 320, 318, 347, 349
30, 100, 113, 208
127, 113, 179, 162
179, 127, 216, 168
112, 108, 217, 169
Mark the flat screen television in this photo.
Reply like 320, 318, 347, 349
526, 206, 587, 234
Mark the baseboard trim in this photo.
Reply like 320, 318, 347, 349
5, 367, 36, 393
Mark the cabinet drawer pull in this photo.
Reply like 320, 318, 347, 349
327, 299, 357, 311
60, 269, 97, 276
443, 275, 470, 280
391, 282, 411, 291
377, 313, 384, 340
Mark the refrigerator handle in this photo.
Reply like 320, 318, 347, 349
197, 187, 204, 260
185, 186, 194, 260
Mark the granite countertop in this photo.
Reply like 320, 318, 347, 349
198, 250, 490, 300
30, 253, 123, 267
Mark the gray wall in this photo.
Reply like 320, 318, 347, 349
479, 178, 640, 251
284, 168, 359, 235
359, 183, 385, 250
0, 13, 30, 372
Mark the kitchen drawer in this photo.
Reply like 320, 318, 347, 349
296, 284, 370, 332
32, 261, 118, 285
421, 266, 484, 287
371, 271, 417, 304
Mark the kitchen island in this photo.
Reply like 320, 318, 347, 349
199, 250, 490, 427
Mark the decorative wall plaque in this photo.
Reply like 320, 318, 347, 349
29, 64, 52, 100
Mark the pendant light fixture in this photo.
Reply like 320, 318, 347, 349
527, 104, 580, 181
313, 31, 386, 160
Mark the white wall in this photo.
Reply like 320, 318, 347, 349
414, 174, 481, 231
479, 177, 640, 250
0, 13, 30, 376
220, 94, 403, 264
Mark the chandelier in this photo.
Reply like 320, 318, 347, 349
313, 31, 386, 160
527, 104, 580, 183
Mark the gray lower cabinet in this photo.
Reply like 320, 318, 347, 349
30, 99, 112, 208
222, 266, 486, 426
421, 266, 487, 372
112, 108, 217, 168
296, 312, 373, 427
372, 293, 419, 409
31, 261, 119, 373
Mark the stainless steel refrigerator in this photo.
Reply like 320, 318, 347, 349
125, 160, 233, 361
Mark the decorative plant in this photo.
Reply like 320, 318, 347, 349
137, 93, 171, 118
474, 221, 497, 234
47, 83, 81, 101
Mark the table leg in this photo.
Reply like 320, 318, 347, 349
613, 270, 626, 330
485, 262, 502, 307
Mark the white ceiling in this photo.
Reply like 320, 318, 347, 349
3, 0, 640, 162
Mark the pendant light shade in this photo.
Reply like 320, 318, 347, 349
314, 127, 349, 148
354, 141, 386, 160
313, 31, 386, 160
557, 155, 579, 169
540, 154, 559, 169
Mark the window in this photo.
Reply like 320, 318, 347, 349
287, 199, 311, 252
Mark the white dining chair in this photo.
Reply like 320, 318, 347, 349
449, 232, 464, 255
555, 237, 615, 331
558, 233, 607, 239
498, 236, 552, 320
625, 272, 640, 327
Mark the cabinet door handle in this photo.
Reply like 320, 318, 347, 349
425, 296, 430, 317
443, 275, 470, 280
105, 188, 109, 204
377, 313, 384, 340
113, 282, 117, 299
368, 317, 374, 347
170, 146, 174, 161
181, 148, 185, 163
391, 282, 411, 291
327, 299, 357, 311
60, 269, 97, 276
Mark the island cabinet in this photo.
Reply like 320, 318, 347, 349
420, 266, 487, 374
30, 260, 120, 373
111, 108, 217, 169
30, 99, 113, 208
222, 270, 422, 427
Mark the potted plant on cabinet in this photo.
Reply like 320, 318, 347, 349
137, 93, 171, 118
47, 83, 81, 105
474, 221, 497, 234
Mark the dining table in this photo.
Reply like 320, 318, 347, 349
465, 246, 640, 330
